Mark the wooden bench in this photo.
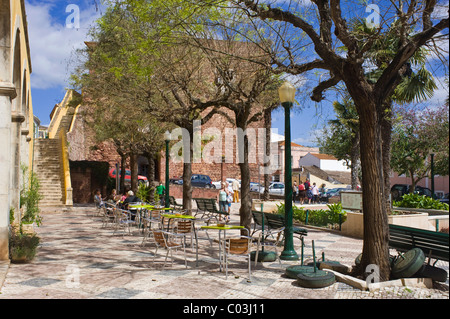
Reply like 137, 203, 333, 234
251, 211, 308, 243
389, 224, 449, 264
168, 196, 183, 210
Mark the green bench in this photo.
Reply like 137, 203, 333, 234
251, 211, 308, 243
193, 198, 209, 218
194, 198, 229, 223
168, 196, 183, 210
389, 224, 449, 264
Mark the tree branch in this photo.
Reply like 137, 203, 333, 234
311, 74, 342, 102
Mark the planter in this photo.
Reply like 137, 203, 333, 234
341, 211, 433, 239
21, 222, 35, 235
9, 230, 40, 264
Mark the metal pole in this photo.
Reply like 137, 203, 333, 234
165, 140, 170, 208
280, 101, 299, 261
431, 153, 435, 199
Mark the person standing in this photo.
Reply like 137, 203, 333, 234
217, 182, 228, 214
156, 181, 165, 206
298, 182, 306, 205
292, 182, 298, 203
319, 183, 327, 203
232, 179, 240, 203
311, 182, 319, 204
226, 181, 233, 216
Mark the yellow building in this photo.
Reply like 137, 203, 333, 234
0, 0, 34, 260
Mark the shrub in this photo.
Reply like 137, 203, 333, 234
393, 193, 449, 211
9, 226, 40, 263
20, 164, 43, 226
276, 203, 346, 227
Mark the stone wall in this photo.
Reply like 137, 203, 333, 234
169, 184, 219, 199
160, 108, 269, 183
67, 104, 122, 167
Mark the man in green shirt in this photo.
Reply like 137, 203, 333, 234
156, 181, 165, 206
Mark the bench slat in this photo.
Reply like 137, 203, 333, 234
389, 224, 449, 262
251, 211, 308, 237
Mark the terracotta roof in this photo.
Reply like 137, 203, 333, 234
310, 153, 338, 160
278, 141, 303, 147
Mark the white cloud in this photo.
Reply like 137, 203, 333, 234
428, 76, 449, 107
26, 1, 102, 89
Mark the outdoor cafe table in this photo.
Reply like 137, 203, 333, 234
198, 225, 245, 271
129, 205, 172, 232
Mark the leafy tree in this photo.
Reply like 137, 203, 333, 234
193, 0, 449, 280
391, 103, 449, 191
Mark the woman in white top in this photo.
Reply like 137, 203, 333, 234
311, 183, 319, 203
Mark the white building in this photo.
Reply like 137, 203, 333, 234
299, 153, 350, 172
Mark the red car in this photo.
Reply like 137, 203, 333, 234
108, 168, 148, 185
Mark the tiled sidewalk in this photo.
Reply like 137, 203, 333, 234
0, 204, 448, 300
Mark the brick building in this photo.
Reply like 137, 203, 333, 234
64, 94, 270, 203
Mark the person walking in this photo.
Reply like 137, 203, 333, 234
293, 182, 298, 203
232, 179, 240, 203
311, 182, 319, 204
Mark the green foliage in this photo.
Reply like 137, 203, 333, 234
9, 225, 40, 263
136, 183, 155, 203
20, 164, 43, 226
393, 194, 449, 211
276, 203, 347, 227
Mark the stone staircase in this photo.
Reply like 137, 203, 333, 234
34, 89, 80, 208
34, 138, 65, 207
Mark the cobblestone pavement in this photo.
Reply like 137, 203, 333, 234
0, 203, 448, 303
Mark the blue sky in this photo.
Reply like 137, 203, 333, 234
26, 1, 448, 148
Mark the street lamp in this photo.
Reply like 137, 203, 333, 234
164, 130, 171, 208
279, 81, 299, 261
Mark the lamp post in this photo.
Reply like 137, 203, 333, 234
164, 130, 171, 208
279, 81, 299, 261
430, 152, 435, 199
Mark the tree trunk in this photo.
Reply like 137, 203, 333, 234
182, 125, 194, 214
130, 152, 138, 193
238, 126, 252, 233
356, 101, 391, 281
120, 154, 126, 193
263, 107, 271, 200
145, 152, 156, 202
350, 131, 360, 190
380, 103, 393, 215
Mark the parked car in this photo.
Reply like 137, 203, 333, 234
212, 178, 241, 189
391, 184, 433, 201
259, 182, 285, 195
169, 177, 183, 185
108, 168, 148, 185
439, 193, 449, 204
191, 174, 214, 188
250, 182, 262, 192
324, 187, 347, 203
212, 181, 222, 189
